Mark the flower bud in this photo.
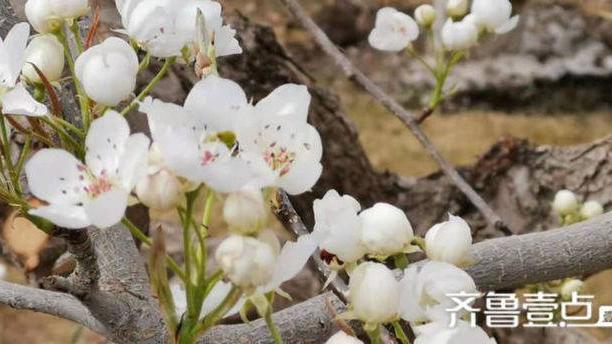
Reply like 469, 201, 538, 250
414, 5, 436, 28
325, 331, 364, 344
215, 235, 277, 289
560, 279, 584, 300
348, 262, 400, 324
25, 0, 62, 33
368, 7, 419, 52
49, 0, 89, 19
359, 203, 413, 256
75, 37, 138, 106
223, 188, 267, 235
447, 0, 468, 17
441, 16, 479, 51
22, 34, 65, 84
135, 169, 182, 211
425, 214, 472, 266
552, 190, 578, 216
580, 200, 604, 219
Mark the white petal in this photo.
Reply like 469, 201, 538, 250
261, 234, 318, 293
184, 75, 249, 131
25, 148, 87, 205
495, 15, 519, 34
85, 111, 130, 177
277, 159, 322, 195
254, 84, 311, 123
29, 204, 90, 229
214, 25, 242, 57
84, 188, 129, 228
141, 97, 204, 142
3, 23, 30, 86
398, 265, 427, 322
117, 133, 150, 190
202, 280, 244, 318
1, 83, 48, 116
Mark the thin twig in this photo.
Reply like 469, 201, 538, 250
278, 0, 509, 233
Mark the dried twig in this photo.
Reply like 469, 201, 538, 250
278, 0, 509, 233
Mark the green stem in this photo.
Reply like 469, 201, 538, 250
0, 112, 17, 189
392, 321, 411, 344
120, 58, 174, 116
264, 309, 283, 344
366, 326, 382, 344
195, 286, 242, 335
121, 218, 186, 281
69, 21, 84, 54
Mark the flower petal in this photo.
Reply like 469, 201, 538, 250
117, 133, 150, 190
29, 204, 90, 229
84, 188, 129, 228
277, 159, 322, 195
254, 84, 311, 123
261, 234, 318, 293
1, 83, 48, 116
85, 111, 130, 178
214, 25, 242, 57
495, 15, 520, 34
2, 22, 30, 86
25, 148, 87, 205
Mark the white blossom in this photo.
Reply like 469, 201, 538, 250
75, 37, 138, 106
471, 0, 520, 34
414, 321, 496, 344
441, 15, 479, 51
580, 200, 604, 219
399, 261, 479, 324
25, 0, 89, 34
223, 187, 267, 235
170, 278, 242, 318
348, 262, 400, 325
359, 203, 414, 257
115, 0, 241, 58
22, 34, 65, 84
552, 189, 578, 216
325, 331, 364, 344
313, 190, 366, 264
368, 7, 419, 52
25, 111, 150, 229
0, 23, 48, 117
446, 0, 468, 18
134, 145, 183, 211
414, 5, 436, 28
560, 279, 584, 300
425, 214, 473, 266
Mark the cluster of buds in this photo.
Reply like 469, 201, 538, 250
552, 189, 604, 225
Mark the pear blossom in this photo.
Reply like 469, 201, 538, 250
560, 279, 584, 300
399, 261, 479, 324
223, 187, 267, 235
414, 5, 436, 28
441, 15, 479, 51
25, 111, 150, 229
471, 0, 520, 35
368, 7, 419, 52
313, 190, 366, 264
359, 203, 414, 257
425, 214, 473, 267
446, 0, 468, 18
25, 0, 89, 34
134, 145, 183, 211
0, 23, 48, 117
325, 331, 364, 344
215, 232, 319, 294
414, 321, 496, 344
22, 34, 65, 84
75, 37, 139, 106
348, 262, 400, 325
580, 200, 604, 219
115, 0, 241, 58
140, 76, 274, 193
552, 189, 578, 216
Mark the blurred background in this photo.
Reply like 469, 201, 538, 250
1, 0, 612, 342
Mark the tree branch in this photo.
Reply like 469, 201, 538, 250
277, 0, 508, 232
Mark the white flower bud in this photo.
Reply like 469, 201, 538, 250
441, 16, 479, 51
223, 188, 267, 235
414, 5, 436, 28
368, 7, 419, 52
552, 190, 579, 216
471, 0, 519, 34
348, 262, 400, 324
580, 200, 604, 219
135, 169, 182, 211
359, 203, 413, 256
446, 0, 468, 17
425, 214, 472, 266
48, 0, 89, 19
215, 235, 277, 289
75, 37, 138, 106
325, 331, 364, 344
25, 0, 62, 33
560, 279, 584, 300
22, 34, 65, 84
